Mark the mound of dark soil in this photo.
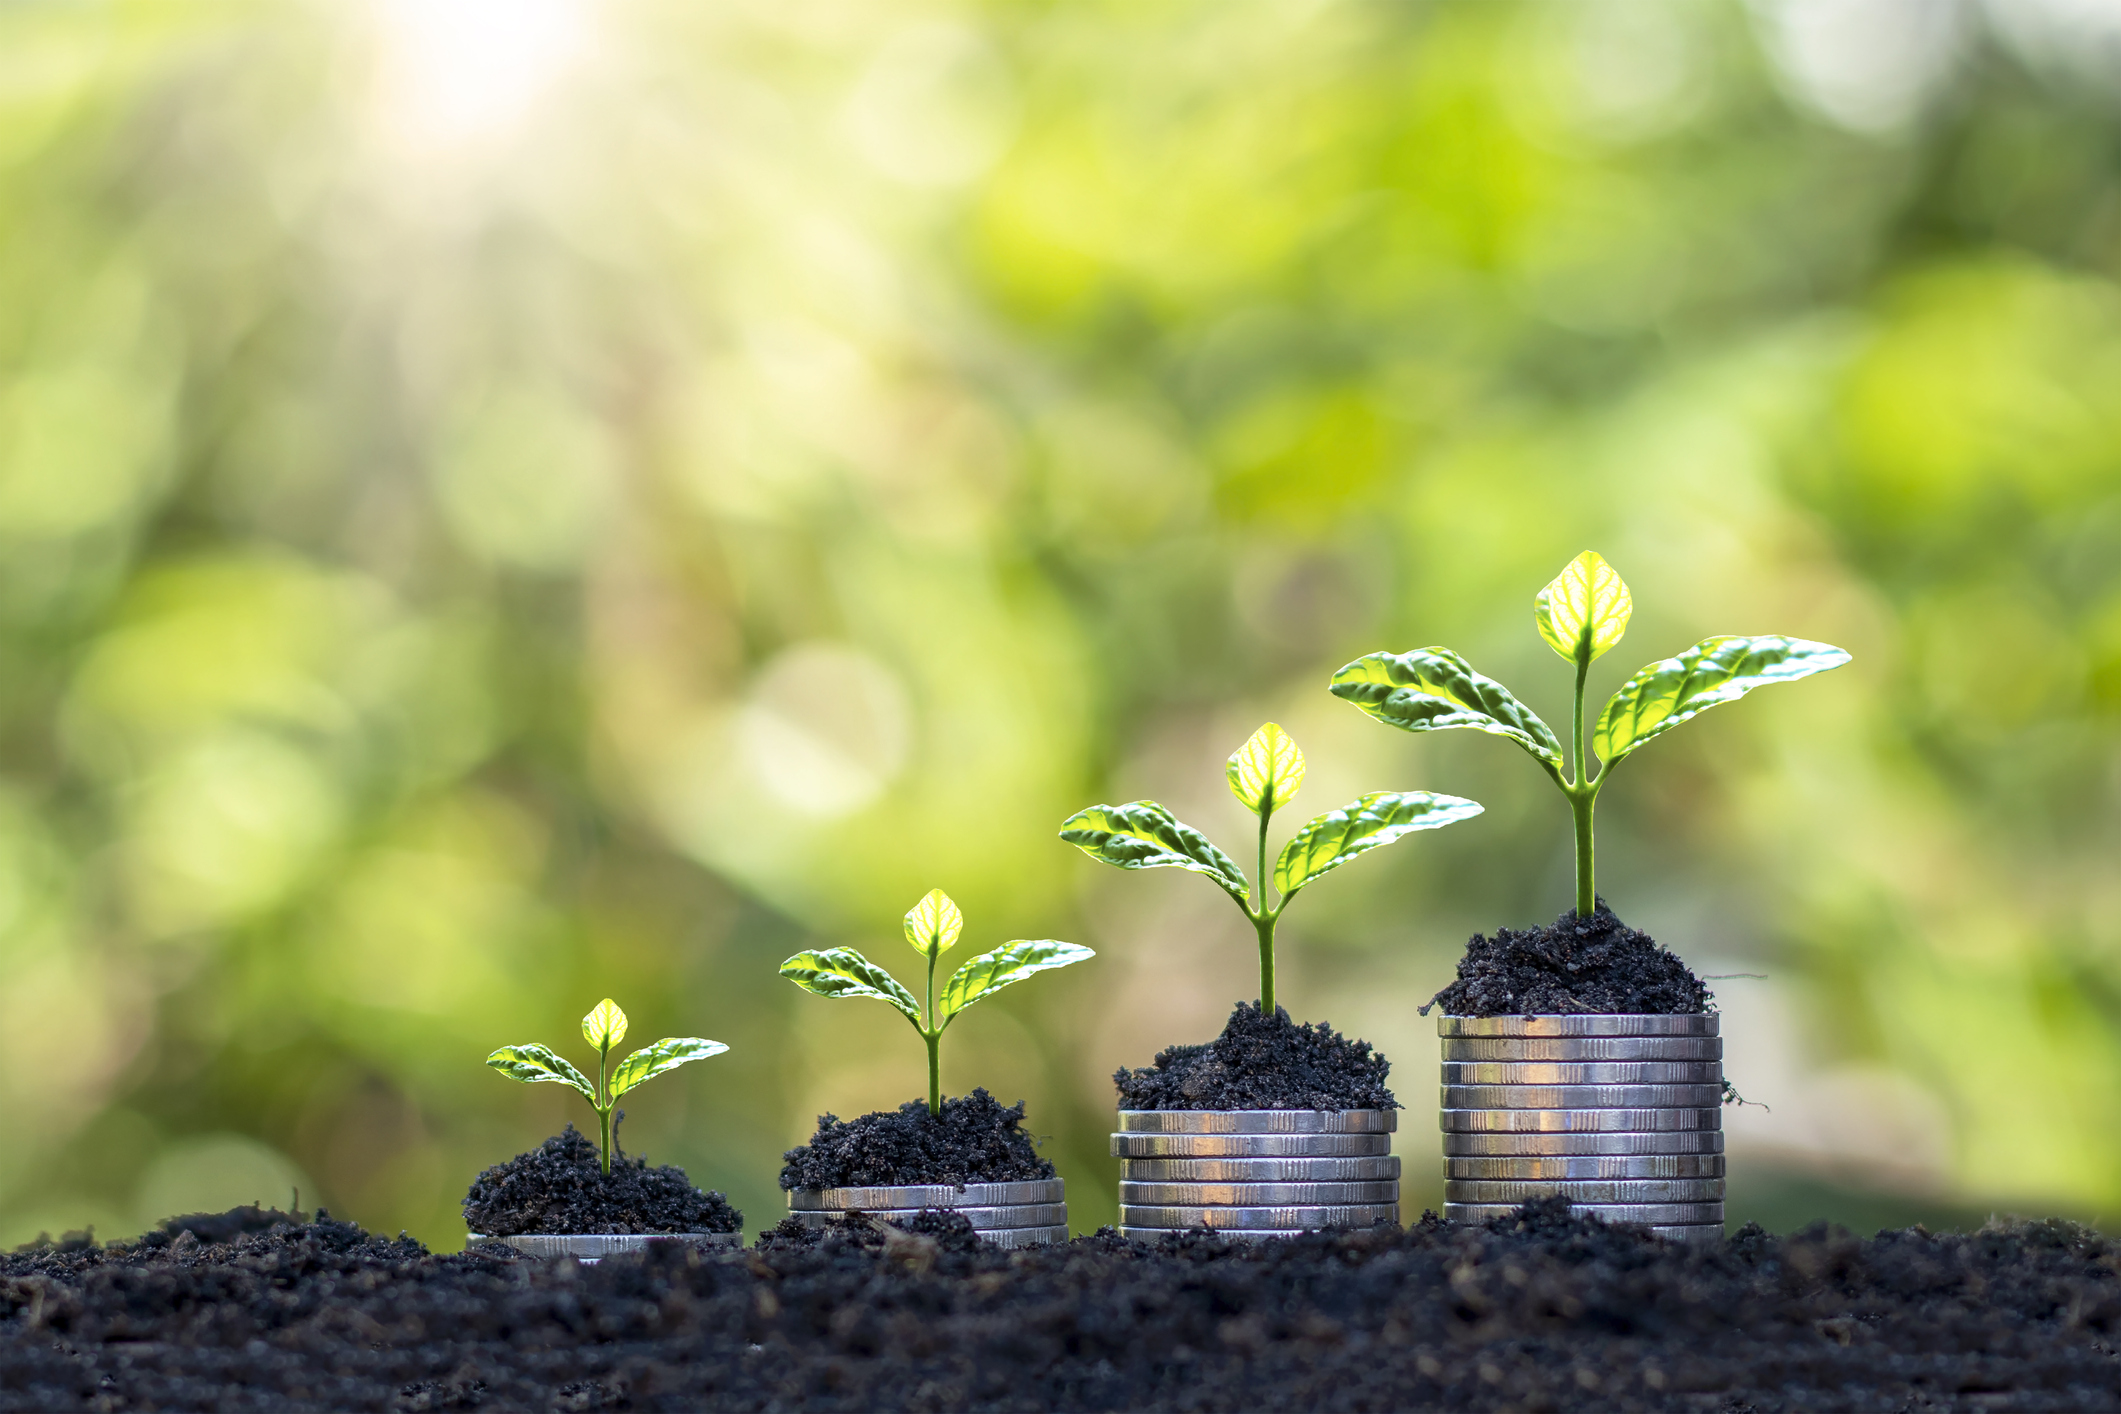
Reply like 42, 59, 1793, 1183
462, 1124, 742, 1235
1115, 1002, 1397, 1110
1425, 902, 1712, 1016
780, 1088, 1055, 1190
5, 1198, 2120, 1411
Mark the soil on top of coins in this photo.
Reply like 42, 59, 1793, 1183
779, 1088, 1055, 1190
5, 1197, 2119, 1411
1424, 902, 1713, 1016
1115, 1002, 1398, 1111
461, 1124, 743, 1235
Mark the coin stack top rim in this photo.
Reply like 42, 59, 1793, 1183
788, 1179, 1065, 1211
1116, 1109, 1397, 1134
1435, 1013, 1718, 1038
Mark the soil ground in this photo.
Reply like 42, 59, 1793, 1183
4, 1198, 2117, 1411
780, 1089, 1055, 1190
1427, 903, 1714, 1017
1115, 1003, 1398, 1111
462, 1126, 742, 1235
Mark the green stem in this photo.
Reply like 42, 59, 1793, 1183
596, 1040, 613, 1175
1255, 805, 1276, 1014
925, 949, 941, 1117
1569, 644, 1599, 919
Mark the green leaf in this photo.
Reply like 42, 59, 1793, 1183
1058, 801, 1249, 900
1594, 635, 1853, 765
1328, 648, 1565, 771
779, 947, 923, 1026
938, 939, 1095, 1021
1274, 791, 1484, 897
609, 1036, 730, 1098
902, 888, 963, 959
581, 999, 627, 1051
1226, 722, 1305, 815
1535, 551, 1632, 664
486, 1044, 596, 1103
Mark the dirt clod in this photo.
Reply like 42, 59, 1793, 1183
461, 1124, 742, 1235
779, 1088, 1055, 1190
1426, 902, 1713, 1016
1114, 1002, 1397, 1110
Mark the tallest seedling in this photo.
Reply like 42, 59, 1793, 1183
1331, 551, 1851, 918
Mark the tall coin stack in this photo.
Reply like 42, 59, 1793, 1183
1112, 1110, 1400, 1239
1438, 1014, 1724, 1244
785, 1180, 1068, 1248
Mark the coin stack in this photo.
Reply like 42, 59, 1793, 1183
1438, 1014, 1724, 1244
785, 1179, 1068, 1248
1112, 1110, 1400, 1239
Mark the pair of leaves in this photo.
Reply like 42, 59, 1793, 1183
781, 938, 1095, 1029
487, 1035, 729, 1102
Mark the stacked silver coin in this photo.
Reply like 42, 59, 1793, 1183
1112, 1110, 1400, 1240
469, 1232, 744, 1263
1439, 1014, 1724, 1244
785, 1179, 1067, 1248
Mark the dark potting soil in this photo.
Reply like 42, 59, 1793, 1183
1425, 902, 1714, 1016
779, 1088, 1056, 1190
1114, 1002, 1398, 1110
461, 1124, 742, 1235
6, 1198, 2121, 1411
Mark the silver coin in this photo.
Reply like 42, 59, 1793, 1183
1444, 1178, 1725, 1204
981, 1224, 1069, 1249
789, 1180, 1065, 1211
1442, 1084, 1726, 1109
470, 1232, 742, 1262
1446, 1154, 1724, 1181
1111, 1132, 1393, 1158
1440, 1107, 1721, 1133
1119, 1203, 1400, 1230
1119, 1181, 1400, 1206
1442, 1130, 1724, 1156
1440, 1061, 1723, 1086
1118, 1227, 1347, 1243
1441, 1036, 1723, 1063
784, 1202, 1066, 1230
1119, 1156, 1403, 1183
1436, 1014, 1718, 1038
1647, 1224, 1725, 1244
1115, 1110, 1396, 1135
1444, 1201, 1724, 1226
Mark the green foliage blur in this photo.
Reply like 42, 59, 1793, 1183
3, 0, 2119, 1247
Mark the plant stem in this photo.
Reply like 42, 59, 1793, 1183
596, 1039, 613, 1175
1569, 644, 1599, 919
924, 948, 941, 1117
1254, 804, 1276, 1015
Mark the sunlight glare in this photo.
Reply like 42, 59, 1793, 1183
371, 0, 590, 154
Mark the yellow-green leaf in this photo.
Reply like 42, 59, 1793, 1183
1274, 791, 1484, 898
581, 998, 628, 1051
938, 939, 1095, 1021
1058, 801, 1250, 900
902, 888, 964, 959
609, 1036, 729, 1098
779, 947, 923, 1026
486, 1044, 596, 1102
1535, 551, 1632, 664
1226, 722, 1305, 815
1329, 648, 1565, 771
1595, 635, 1852, 765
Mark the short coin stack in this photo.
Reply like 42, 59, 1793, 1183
1112, 1110, 1400, 1239
785, 1180, 1068, 1249
1438, 1014, 1724, 1244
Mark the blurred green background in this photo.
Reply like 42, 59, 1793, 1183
3, 0, 2120, 1249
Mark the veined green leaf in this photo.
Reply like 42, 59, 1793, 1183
486, 1044, 596, 1102
1058, 801, 1249, 900
938, 939, 1095, 1021
1329, 648, 1565, 770
581, 998, 627, 1051
1226, 722, 1305, 815
1594, 635, 1852, 765
779, 947, 923, 1025
1274, 791, 1484, 897
609, 1036, 729, 1098
903, 888, 963, 959
1536, 551, 1632, 663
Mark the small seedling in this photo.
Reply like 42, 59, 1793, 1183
1060, 723, 1482, 1014
780, 890, 1093, 1117
486, 999, 728, 1175
1331, 550, 1851, 918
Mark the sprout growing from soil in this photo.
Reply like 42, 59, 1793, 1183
1332, 550, 1851, 919
486, 1000, 728, 1175
780, 889, 1094, 1117
1060, 723, 1482, 1014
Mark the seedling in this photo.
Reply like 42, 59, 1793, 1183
1060, 723, 1482, 1014
780, 890, 1094, 1117
1331, 550, 1851, 918
486, 999, 728, 1175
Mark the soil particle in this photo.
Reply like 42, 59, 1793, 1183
1425, 902, 1713, 1016
1114, 1002, 1397, 1111
779, 1089, 1055, 1190
461, 1124, 742, 1235
5, 1197, 2120, 1410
